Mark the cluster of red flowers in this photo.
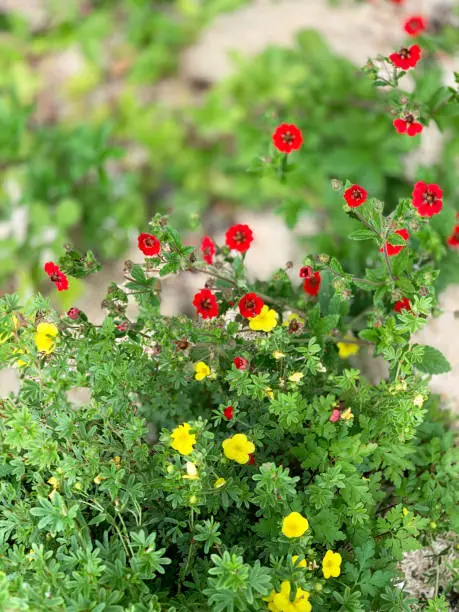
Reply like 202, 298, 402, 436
44, 262, 69, 292
193, 225, 256, 319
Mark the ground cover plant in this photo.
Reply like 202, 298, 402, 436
0, 1, 458, 611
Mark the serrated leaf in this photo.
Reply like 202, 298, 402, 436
387, 232, 407, 246
414, 345, 451, 375
348, 229, 377, 241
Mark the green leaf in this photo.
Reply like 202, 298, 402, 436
387, 232, 407, 246
414, 345, 451, 374
348, 229, 377, 241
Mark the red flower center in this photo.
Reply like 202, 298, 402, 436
309, 277, 319, 287
281, 131, 294, 144
245, 299, 255, 310
400, 47, 410, 58
405, 113, 415, 125
233, 231, 246, 244
50, 273, 60, 282
144, 237, 155, 247
351, 188, 363, 201
201, 298, 212, 310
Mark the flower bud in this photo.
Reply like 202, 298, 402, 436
67, 308, 81, 320
331, 179, 343, 191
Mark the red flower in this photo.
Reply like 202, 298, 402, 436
389, 45, 421, 70
329, 409, 341, 423
193, 289, 219, 319
233, 356, 249, 370
272, 123, 303, 154
394, 298, 411, 313
67, 308, 80, 320
380, 229, 410, 256
299, 265, 313, 279
447, 225, 459, 248
225, 224, 254, 253
223, 406, 234, 421
201, 236, 216, 265
239, 293, 264, 318
44, 262, 69, 291
393, 116, 423, 137
248, 453, 255, 465
404, 15, 426, 36
138, 233, 160, 256
412, 182, 443, 217
116, 321, 129, 333
344, 185, 368, 208
303, 271, 321, 296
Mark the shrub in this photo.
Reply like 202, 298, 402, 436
0, 198, 458, 609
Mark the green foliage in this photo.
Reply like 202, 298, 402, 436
0, 204, 458, 609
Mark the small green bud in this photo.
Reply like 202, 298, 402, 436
430, 521, 437, 529
314, 583, 323, 592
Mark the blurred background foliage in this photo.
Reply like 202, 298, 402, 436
1, 0, 459, 300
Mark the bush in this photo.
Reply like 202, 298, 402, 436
0, 198, 458, 609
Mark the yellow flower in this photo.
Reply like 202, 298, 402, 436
214, 477, 226, 489
273, 351, 286, 360
48, 488, 58, 501
413, 394, 425, 407
292, 555, 307, 569
402, 506, 409, 516
194, 361, 211, 381
265, 387, 274, 399
170, 423, 197, 455
288, 372, 304, 383
189, 494, 197, 505
34, 322, 58, 354
47, 476, 59, 489
222, 433, 255, 464
322, 550, 342, 579
264, 581, 312, 612
183, 461, 199, 480
282, 512, 309, 538
337, 337, 360, 359
248, 306, 278, 332
341, 408, 354, 421
93, 475, 103, 485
